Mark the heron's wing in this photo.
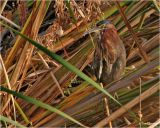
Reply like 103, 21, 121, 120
102, 51, 113, 75
101, 29, 118, 63
92, 47, 103, 81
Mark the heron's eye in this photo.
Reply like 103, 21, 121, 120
96, 20, 111, 27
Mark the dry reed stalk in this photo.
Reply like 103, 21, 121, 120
37, 52, 65, 97
0, 55, 16, 123
120, 9, 156, 35
115, 1, 150, 63
94, 82, 159, 127
148, 118, 160, 128
100, 83, 112, 128
127, 34, 159, 62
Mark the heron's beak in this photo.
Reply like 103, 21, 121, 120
83, 27, 107, 36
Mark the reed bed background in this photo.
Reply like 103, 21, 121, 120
0, 0, 159, 127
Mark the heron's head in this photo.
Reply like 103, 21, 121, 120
96, 19, 111, 27
83, 20, 112, 36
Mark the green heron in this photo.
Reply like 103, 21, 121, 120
85, 20, 126, 85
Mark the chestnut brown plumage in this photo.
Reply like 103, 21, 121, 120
88, 20, 126, 85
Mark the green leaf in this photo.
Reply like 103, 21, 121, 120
65, 0, 77, 24
0, 115, 26, 128
0, 86, 86, 127
152, 0, 160, 12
